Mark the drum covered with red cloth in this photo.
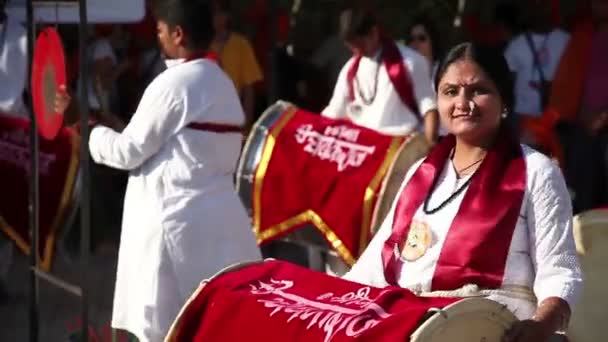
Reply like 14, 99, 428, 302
166, 260, 517, 342
236, 101, 429, 266
0, 114, 80, 270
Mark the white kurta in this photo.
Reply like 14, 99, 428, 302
322, 42, 436, 136
89, 59, 262, 342
0, 16, 27, 117
344, 145, 582, 320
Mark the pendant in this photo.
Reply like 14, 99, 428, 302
348, 103, 363, 118
401, 220, 433, 261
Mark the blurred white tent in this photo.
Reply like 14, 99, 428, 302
6, 0, 145, 23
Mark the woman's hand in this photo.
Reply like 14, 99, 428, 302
504, 297, 571, 342
503, 319, 553, 342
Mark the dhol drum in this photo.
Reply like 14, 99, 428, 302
370, 131, 429, 234
236, 101, 429, 272
569, 209, 608, 342
166, 260, 518, 342
0, 114, 81, 270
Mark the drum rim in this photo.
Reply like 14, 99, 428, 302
410, 297, 517, 342
235, 100, 295, 214
165, 259, 268, 342
573, 209, 608, 255
370, 132, 429, 233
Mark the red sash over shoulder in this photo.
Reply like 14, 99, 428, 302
253, 108, 404, 265
382, 131, 526, 290
347, 39, 421, 121
167, 260, 458, 342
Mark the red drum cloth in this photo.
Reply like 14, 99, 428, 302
252, 107, 405, 265
168, 260, 459, 342
0, 114, 79, 270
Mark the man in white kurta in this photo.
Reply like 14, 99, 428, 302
321, 8, 437, 141
323, 43, 437, 137
343, 145, 582, 321
89, 48, 261, 342
503, 29, 569, 118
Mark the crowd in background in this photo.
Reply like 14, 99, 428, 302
45, 0, 607, 253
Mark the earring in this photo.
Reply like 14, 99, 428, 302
501, 108, 509, 119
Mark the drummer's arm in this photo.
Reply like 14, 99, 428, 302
321, 61, 350, 120
89, 85, 188, 170
423, 109, 439, 146
410, 54, 438, 145
528, 158, 582, 332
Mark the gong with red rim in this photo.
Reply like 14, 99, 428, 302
32, 27, 67, 140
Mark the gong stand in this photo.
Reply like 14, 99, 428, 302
25, 0, 90, 341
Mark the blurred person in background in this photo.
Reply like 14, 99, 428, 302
322, 6, 439, 144
211, 0, 263, 132
546, 0, 608, 211
406, 16, 443, 82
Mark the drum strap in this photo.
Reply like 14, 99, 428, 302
186, 122, 243, 134
412, 283, 537, 304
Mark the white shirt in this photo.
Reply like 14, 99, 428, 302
504, 30, 570, 116
0, 16, 27, 117
344, 145, 582, 320
322, 43, 436, 136
89, 58, 261, 342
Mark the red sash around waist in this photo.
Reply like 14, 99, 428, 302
186, 122, 243, 133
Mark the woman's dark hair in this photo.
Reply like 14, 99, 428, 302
434, 42, 514, 111
340, 7, 379, 42
407, 16, 443, 62
151, 0, 214, 50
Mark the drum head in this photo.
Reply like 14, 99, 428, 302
236, 101, 294, 215
371, 133, 429, 234
411, 297, 517, 342
569, 209, 608, 342
573, 209, 608, 255
32, 27, 67, 140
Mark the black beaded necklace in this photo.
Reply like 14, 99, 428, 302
354, 52, 382, 105
422, 155, 484, 215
